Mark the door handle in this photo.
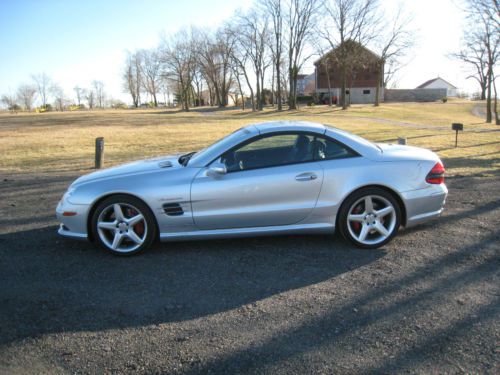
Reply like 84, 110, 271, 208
295, 172, 317, 181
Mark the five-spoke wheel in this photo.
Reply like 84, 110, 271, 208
91, 195, 156, 255
339, 187, 401, 249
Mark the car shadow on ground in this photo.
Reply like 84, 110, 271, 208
0, 227, 385, 346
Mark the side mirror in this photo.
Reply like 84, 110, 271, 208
207, 163, 227, 177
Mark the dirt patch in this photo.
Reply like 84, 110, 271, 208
0, 172, 499, 374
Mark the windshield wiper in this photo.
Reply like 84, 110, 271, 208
178, 152, 196, 166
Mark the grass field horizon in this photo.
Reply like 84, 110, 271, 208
1, 100, 498, 178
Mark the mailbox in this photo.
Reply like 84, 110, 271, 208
451, 123, 463, 147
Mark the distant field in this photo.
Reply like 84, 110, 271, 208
0, 100, 498, 177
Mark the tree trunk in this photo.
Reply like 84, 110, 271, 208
276, 62, 282, 111
486, 67, 492, 123
271, 65, 275, 107
494, 78, 499, 125
341, 65, 347, 110
374, 62, 382, 107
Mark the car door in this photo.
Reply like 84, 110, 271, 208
190, 132, 324, 230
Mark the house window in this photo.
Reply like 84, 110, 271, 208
363, 89, 371, 94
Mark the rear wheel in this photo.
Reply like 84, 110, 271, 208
91, 195, 157, 256
339, 187, 401, 249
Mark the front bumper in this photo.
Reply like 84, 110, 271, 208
403, 183, 448, 227
56, 198, 89, 240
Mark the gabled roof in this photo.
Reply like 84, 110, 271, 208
416, 77, 458, 89
314, 40, 381, 66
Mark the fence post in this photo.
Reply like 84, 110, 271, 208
95, 137, 104, 169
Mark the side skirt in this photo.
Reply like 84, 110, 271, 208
159, 223, 334, 242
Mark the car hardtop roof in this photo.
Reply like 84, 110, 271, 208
249, 121, 327, 134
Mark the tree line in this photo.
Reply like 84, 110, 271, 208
122, 0, 416, 111
1, 0, 496, 120
0, 72, 112, 112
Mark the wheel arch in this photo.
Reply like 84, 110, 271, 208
86, 192, 159, 242
336, 184, 407, 227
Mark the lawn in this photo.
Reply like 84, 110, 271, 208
0, 100, 498, 177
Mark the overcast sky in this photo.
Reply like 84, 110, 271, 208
0, 0, 474, 104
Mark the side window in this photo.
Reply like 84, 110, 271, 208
312, 136, 357, 161
221, 133, 315, 172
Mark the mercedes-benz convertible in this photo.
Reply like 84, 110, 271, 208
57, 121, 447, 255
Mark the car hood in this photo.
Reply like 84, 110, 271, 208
372, 143, 440, 162
72, 155, 182, 187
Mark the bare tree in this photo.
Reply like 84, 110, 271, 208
86, 88, 95, 109
373, 5, 414, 106
458, 0, 499, 123
453, 29, 489, 100
227, 21, 256, 111
1, 91, 19, 111
234, 9, 271, 111
91, 80, 105, 108
261, 0, 285, 110
31, 72, 52, 108
17, 84, 37, 111
51, 84, 67, 111
73, 86, 84, 107
285, 0, 318, 110
161, 29, 196, 111
195, 26, 236, 107
320, 0, 381, 109
122, 51, 142, 107
314, 41, 336, 106
140, 48, 162, 106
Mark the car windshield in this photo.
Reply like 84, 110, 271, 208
185, 127, 252, 166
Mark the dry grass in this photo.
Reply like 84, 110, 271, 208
0, 100, 498, 177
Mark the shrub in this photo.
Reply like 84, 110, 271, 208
441, 97, 448, 103
297, 95, 313, 103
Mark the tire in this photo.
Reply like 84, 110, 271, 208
91, 194, 157, 256
338, 187, 401, 249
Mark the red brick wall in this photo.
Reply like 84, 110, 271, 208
316, 63, 380, 89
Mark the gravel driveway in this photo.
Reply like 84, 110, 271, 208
0, 171, 498, 374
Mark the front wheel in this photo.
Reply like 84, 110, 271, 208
338, 188, 401, 249
91, 195, 157, 256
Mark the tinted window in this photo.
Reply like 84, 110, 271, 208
312, 136, 357, 160
221, 133, 315, 172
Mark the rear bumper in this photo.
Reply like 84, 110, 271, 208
403, 184, 448, 228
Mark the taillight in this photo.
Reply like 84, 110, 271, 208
426, 162, 445, 184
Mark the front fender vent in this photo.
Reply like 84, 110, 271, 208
158, 160, 173, 168
163, 203, 184, 216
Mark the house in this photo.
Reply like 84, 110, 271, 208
296, 73, 316, 96
416, 77, 458, 97
314, 41, 384, 104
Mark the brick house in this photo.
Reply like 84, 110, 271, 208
314, 41, 384, 104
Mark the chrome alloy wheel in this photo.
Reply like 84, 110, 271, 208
346, 195, 397, 246
96, 203, 147, 253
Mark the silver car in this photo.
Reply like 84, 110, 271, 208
57, 121, 447, 255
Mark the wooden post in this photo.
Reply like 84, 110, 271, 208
95, 137, 104, 169
397, 137, 407, 145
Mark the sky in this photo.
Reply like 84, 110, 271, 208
0, 0, 474, 105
